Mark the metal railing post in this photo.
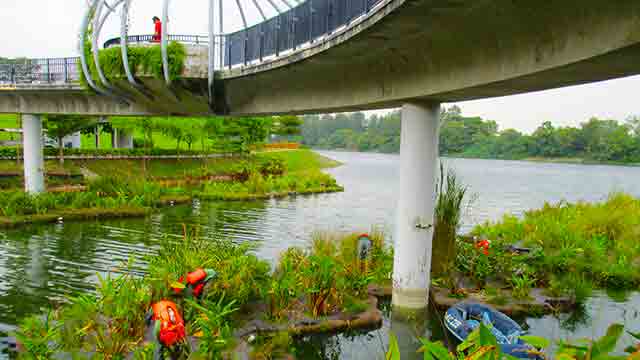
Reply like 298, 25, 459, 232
259, 24, 264, 62
275, 17, 280, 57
46, 59, 51, 83
292, 16, 297, 50
327, 0, 332, 35
10, 64, 15, 84
243, 31, 248, 66
309, 0, 314, 43
64, 58, 69, 83
227, 38, 232, 69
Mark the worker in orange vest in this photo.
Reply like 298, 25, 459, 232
172, 268, 217, 298
145, 300, 186, 359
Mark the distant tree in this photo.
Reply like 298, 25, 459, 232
46, 115, 98, 164
441, 105, 462, 123
626, 116, 640, 137
271, 115, 303, 137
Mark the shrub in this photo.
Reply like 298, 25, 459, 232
432, 163, 473, 277
469, 192, 640, 290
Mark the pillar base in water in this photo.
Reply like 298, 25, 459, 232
391, 305, 432, 360
392, 288, 429, 314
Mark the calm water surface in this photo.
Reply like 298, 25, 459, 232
1, 152, 640, 357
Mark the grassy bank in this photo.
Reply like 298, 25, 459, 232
14, 230, 392, 358
198, 150, 343, 200
0, 207, 148, 228
0, 150, 343, 226
0, 149, 339, 180
199, 170, 343, 201
458, 193, 640, 302
0, 178, 174, 227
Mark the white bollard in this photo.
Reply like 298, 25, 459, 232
392, 101, 441, 312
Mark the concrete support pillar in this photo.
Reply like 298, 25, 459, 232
111, 128, 118, 148
22, 114, 45, 194
116, 129, 134, 149
95, 125, 100, 149
392, 101, 441, 313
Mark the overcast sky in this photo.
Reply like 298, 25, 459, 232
1, 0, 638, 134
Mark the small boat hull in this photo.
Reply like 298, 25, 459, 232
444, 302, 538, 359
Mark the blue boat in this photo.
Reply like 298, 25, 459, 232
444, 302, 538, 359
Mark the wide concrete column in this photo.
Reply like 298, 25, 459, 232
392, 101, 441, 312
22, 114, 45, 194
116, 129, 134, 149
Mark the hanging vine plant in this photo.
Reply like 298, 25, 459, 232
77, 0, 187, 91
79, 41, 186, 90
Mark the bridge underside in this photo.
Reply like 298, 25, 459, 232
1, 0, 640, 116
221, 0, 640, 115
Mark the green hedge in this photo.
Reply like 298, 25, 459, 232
0, 147, 223, 158
80, 41, 186, 90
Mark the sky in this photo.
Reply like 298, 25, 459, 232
1, 0, 638, 134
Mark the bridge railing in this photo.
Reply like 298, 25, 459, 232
103, 34, 210, 49
3, 0, 387, 88
222, 0, 386, 68
0, 58, 80, 86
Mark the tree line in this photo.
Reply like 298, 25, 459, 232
32, 114, 303, 164
300, 106, 640, 163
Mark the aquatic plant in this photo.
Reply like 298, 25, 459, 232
268, 248, 305, 321
510, 272, 536, 300
468, 193, 640, 291
250, 332, 293, 360
146, 226, 264, 302
432, 163, 473, 277
14, 310, 60, 359
301, 254, 341, 317
187, 296, 238, 358
200, 170, 343, 200
15, 228, 390, 357
204, 249, 271, 307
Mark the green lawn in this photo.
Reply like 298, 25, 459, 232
74, 149, 339, 180
0, 114, 19, 141
0, 114, 18, 128
256, 149, 341, 172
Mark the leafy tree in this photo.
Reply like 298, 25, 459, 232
45, 115, 98, 164
271, 116, 303, 137
299, 110, 640, 164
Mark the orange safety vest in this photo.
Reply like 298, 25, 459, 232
151, 300, 186, 347
173, 268, 209, 297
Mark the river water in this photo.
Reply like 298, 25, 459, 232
1, 151, 640, 358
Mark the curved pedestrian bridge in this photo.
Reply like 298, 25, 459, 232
1, 0, 640, 117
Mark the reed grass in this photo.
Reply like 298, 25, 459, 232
468, 192, 640, 292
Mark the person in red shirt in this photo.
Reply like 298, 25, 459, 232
152, 16, 162, 42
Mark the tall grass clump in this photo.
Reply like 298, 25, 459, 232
267, 230, 392, 319
15, 261, 152, 358
146, 227, 270, 306
432, 163, 474, 277
200, 169, 342, 200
